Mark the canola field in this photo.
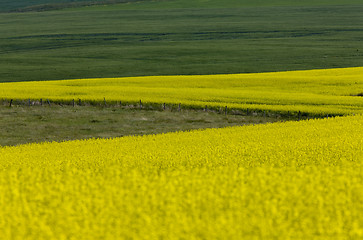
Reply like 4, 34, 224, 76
0, 115, 362, 239
1, 67, 363, 116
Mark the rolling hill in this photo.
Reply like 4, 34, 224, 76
0, 0, 363, 82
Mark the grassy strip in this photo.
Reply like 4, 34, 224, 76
0, 103, 286, 146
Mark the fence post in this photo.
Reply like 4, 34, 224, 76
72, 99, 75, 107
9, 99, 13, 107
178, 103, 181, 112
78, 99, 81, 106
225, 106, 227, 116
47, 99, 51, 106
163, 103, 166, 110
205, 105, 208, 112
40, 98, 43, 106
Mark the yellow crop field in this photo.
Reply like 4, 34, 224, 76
1, 67, 363, 115
0, 115, 362, 239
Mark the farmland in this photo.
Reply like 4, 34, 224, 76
2, 0, 363, 13
1, 1, 363, 82
0, 0, 145, 13
1, 0, 363, 239
0, 115, 362, 239
1, 67, 363, 116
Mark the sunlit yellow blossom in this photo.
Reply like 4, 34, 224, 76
0, 115, 362, 239
1, 67, 363, 115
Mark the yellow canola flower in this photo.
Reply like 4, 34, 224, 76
0, 115, 362, 239
1, 67, 363, 115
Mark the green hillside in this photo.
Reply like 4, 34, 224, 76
1, 0, 89, 12
0, 0, 143, 12
1, 0, 363, 12
108, 0, 363, 9
1, 0, 363, 82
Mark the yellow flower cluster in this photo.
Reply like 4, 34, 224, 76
1, 67, 363, 115
0, 115, 362, 239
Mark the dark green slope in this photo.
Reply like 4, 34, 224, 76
1, 0, 89, 12
109, 0, 363, 9
2, 0, 363, 12
0, 0, 363, 82
0, 0, 149, 12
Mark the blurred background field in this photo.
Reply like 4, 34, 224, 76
2, 0, 363, 13
1, 0, 363, 82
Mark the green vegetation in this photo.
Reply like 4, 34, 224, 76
0, 104, 283, 146
106, 0, 363, 9
0, 0, 146, 13
0, 0, 86, 12
0, 1, 363, 82
1, 0, 363, 12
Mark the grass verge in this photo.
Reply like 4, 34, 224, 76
0, 104, 288, 146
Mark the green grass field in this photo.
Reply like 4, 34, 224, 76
2, 0, 363, 12
105, 0, 363, 9
1, 0, 363, 82
0, 0, 142, 12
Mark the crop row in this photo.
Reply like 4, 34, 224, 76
1, 67, 363, 116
